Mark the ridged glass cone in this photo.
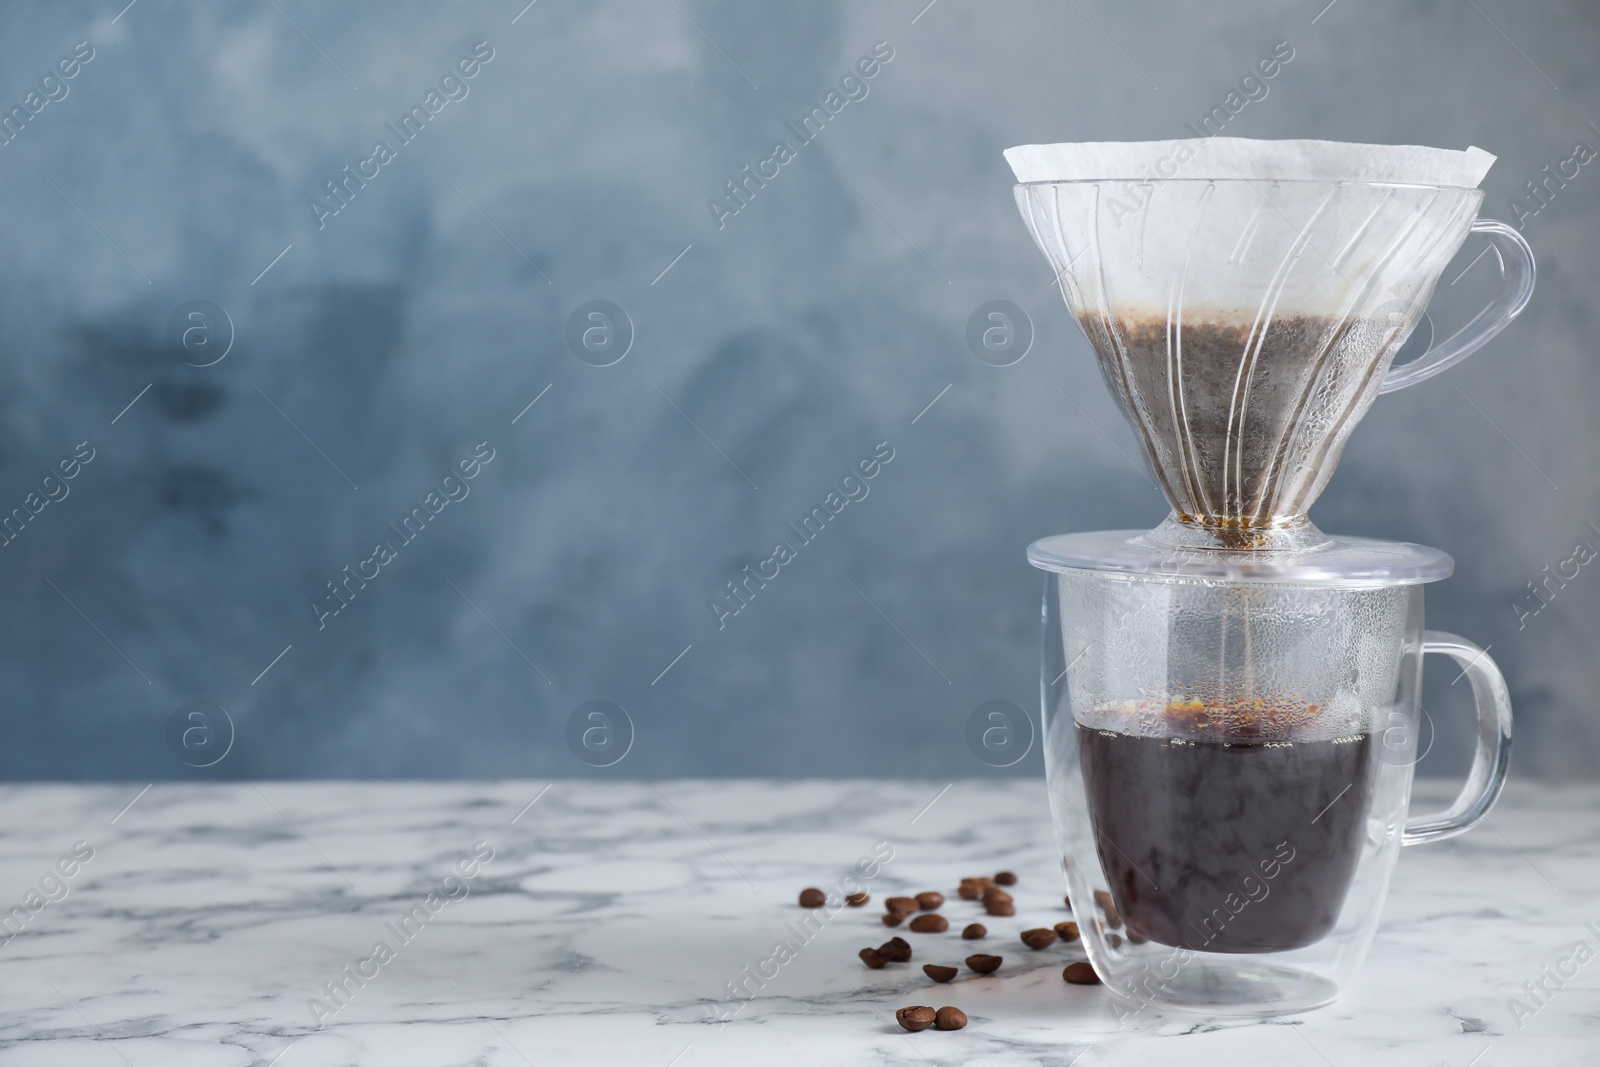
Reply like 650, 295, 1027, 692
1014, 179, 1484, 548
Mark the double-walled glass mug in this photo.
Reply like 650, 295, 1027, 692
1030, 531, 1512, 1017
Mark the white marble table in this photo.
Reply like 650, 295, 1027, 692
0, 778, 1589, 1065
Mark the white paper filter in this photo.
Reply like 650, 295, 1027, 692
1005, 138, 1498, 320
1004, 138, 1495, 188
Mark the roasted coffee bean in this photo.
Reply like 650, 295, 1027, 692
882, 912, 905, 927
799, 887, 826, 908
934, 1006, 968, 1031
923, 964, 958, 983
916, 891, 945, 911
957, 878, 982, 900
1020, 928, 1058, 950
1092, 889, 1122, 928
878, 936, 912, 963
1126, 928, 1147, 944
1107, 933, 1123, 948
1063, 961, 1101, 985
859, 947, 887, 969
965, 953, 1003, 974
909, 914, 949, 934
962, 923, 987, 940
980, 889, 1013, 915
994, 871, 1018, 886
886, 896, 918, 915
1054, 921, 1080, 942
846, 892, 869, 907
896, 1006, 936, 1032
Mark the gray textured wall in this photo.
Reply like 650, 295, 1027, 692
0, 0, 1595, 780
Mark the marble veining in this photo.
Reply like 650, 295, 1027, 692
0, 778, 1591, 1065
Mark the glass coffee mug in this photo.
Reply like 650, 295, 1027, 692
1031, 531, 1512, 1017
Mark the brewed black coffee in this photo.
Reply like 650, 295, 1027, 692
1078, 718, 1376, 953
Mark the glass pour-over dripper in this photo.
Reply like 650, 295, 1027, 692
1013, 160, 1533, 549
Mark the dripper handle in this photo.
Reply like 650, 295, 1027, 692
1402, 631, 1513, 846
1378, 220, 1536, 395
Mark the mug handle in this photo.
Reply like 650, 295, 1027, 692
1402, 631, 1514, 846
1378, 220, 1536, 395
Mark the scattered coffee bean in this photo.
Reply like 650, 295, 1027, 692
879, 937, 912, 963
1063, 961, 1101, 985
1126, 928, 1147, 944
896, 1005, 936, 1032
846, 892, 869, 907
958, 876, 993, 900
886, 896, 918, 915
980, 889, 1013, 915
994, 871, 1018, 886
1093, 889, 1122, 928
934, 1006, 968, 1030
799, 887, 826, 908
909, 914, 949, 934
882, 913, 905, 927
1054, 921, 1080, 942
859, 947, 887, 969
965, 954, 1003, 974
981, 886, 1013, 906
1107, 933, 1123, 948
1020, 928, 1058, 950
923, 964, 958, 983
962, 923, 987, 940
916, 891, 945, 911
